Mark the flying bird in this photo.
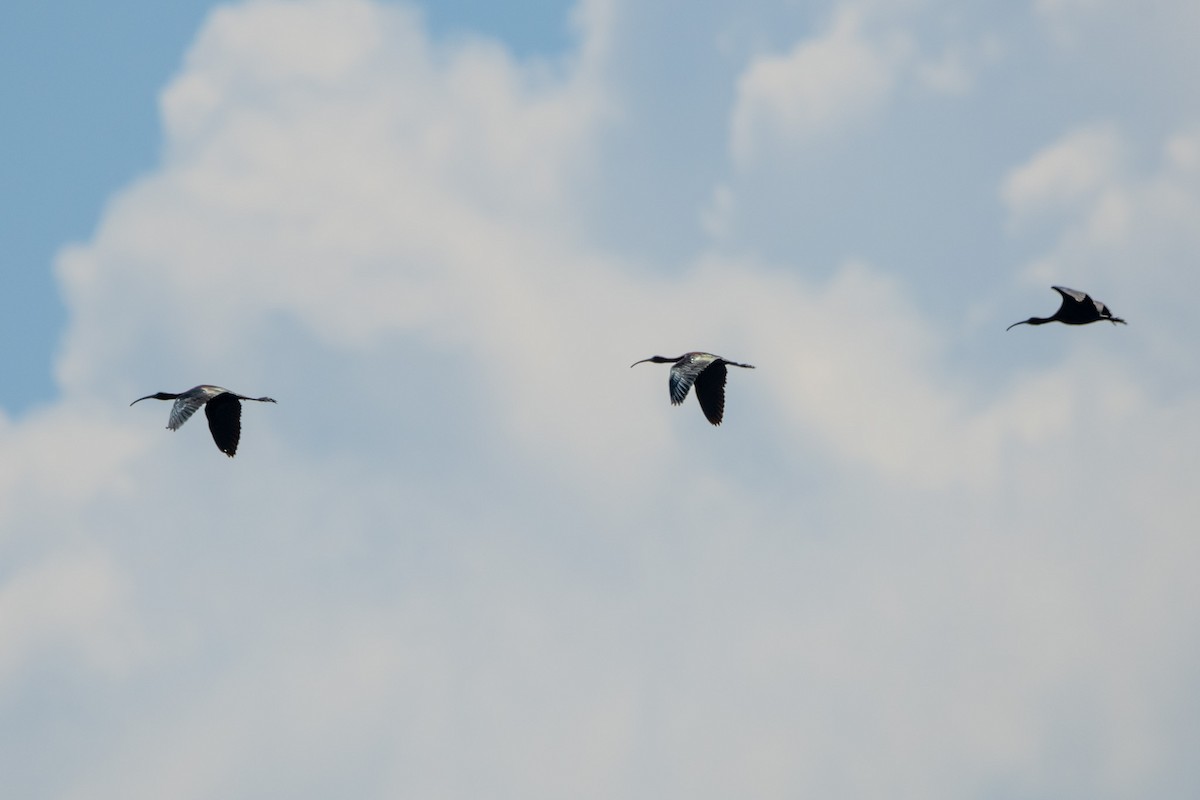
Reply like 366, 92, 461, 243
131, 385, 276, 457
1007, 286, 1126, 330
630, 352, 754, 426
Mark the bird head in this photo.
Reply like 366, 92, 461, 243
630, 356, 679, 368
130, 392, 178, 405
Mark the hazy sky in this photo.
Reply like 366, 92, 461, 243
4, 1, 1200, 797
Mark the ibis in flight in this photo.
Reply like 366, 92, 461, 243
631, 352, 754, 426
1007, 286, 1126, 330
131, 385, 276, 457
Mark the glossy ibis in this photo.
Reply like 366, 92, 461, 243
131, 385, 276, 457
631, 352, 754, 426
1007, 286, 1126, 330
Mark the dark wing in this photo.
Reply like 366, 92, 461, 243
204, 392, 242, 457
669, 353, 718, 405
1052, 285, 1124, 324
1051, 285, 1091, 314
692, 361, 728, 426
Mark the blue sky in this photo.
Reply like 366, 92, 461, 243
1, 0, 573, 414
3, 1, 208, 412
4, 1, 1200, 798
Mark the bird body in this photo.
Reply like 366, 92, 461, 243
631, 352, 754, 426
131, 385, 276, 457
1007, 286, 1126, 330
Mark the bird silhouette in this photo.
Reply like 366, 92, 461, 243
1007, 286, 1126, 330
131, 385, 276, 457
631, 352, 754, 426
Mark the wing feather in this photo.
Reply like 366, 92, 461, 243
693, 361, 728, 425
1051, 286, 1087, 303
668, 353, 718, 405
168, 395, 208, 430
204, 392, 242, 457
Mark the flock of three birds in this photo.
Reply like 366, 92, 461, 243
132, 286, 1126, 456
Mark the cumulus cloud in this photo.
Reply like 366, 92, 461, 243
714, 2, 1002, 242
1001, 123, 1200, 390
726, 3, 1002, 170
1001, 123, 1125, 231
730, 8, 908, 165
0, 551, 146, 687
1003, 124, 1200, 304
914, 36, 1002, 95
5, 1, 1200, 798
729, 7, 916, 165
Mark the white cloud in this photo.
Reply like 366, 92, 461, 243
914, 35, 1002, 95
730, 8, 909, 165
1001, 123, 1124, 231
1166, 131, 1200, 171
726, 3, 1001, 169
915, 45, 973, 94
0, 551, 146, 687
6, 1, 1200, 798
1003, 124, 1200, 328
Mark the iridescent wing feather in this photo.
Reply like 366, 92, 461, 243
1051, 286, 1088, 305
668, 353, 719, 405
168, 394, 209, 431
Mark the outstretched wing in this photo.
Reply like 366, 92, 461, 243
204, 392, 242, 457
1051, 286, 1088, 304
1052, 285, 1125, 324
1089, 296, 1121, 321
668, 353, 719, 405
1051, 285, 1095, 317
168, 394, 209, 431
692, 361, 728, 425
